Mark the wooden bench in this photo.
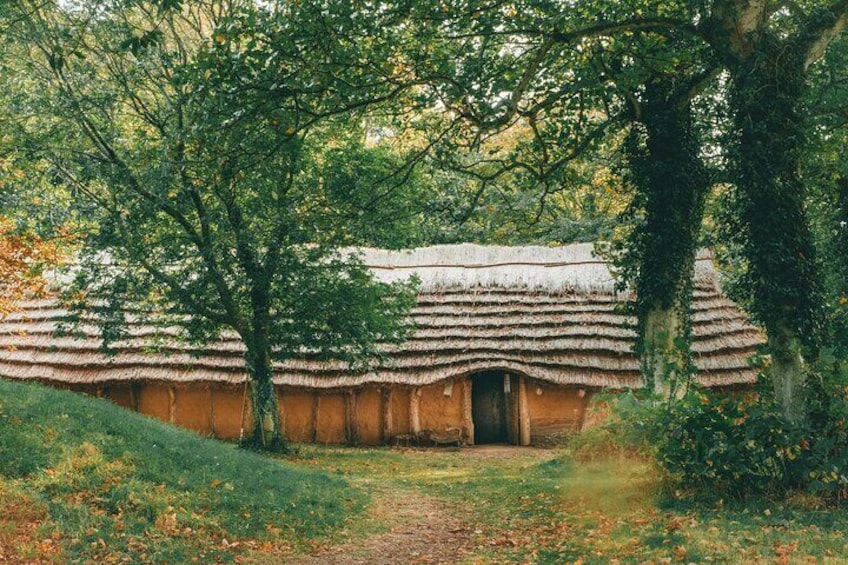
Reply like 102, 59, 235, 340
392, 433, 414, 447
419, 427, 464, 447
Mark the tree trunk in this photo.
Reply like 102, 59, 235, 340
729, 49, 822, 423
240, 273, 288, 451
702, 0, 848, 422
769, 324, 807, 423
643, 305, 686, 397
244, 344, 287, 452
625, 80, 709, 396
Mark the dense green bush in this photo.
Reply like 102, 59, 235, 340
800, 354, 848, 498
651, 359, 848, 500
655, 389, 805, 497
567, 391, 663, 462
577, 363, 848, 501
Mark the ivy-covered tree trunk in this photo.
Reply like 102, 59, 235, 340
625, 82, 710, 396
243, 283, 286, 452
831, 176, 848, 354
703, 0, 848, 422
244, 342, 286, 452
729, 46, 823, 423
642, 306, 686, 395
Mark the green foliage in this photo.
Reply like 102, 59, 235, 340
655, 389, 805, 498
579, 375, 848, 501
5, 0, 424, 447
719, 38, 825, 355
610, 74, 711, 392
800, 357, 848, 496
0, 379, 364, 562
636, 362, 848, 501
805, 33, 848, 357
312, 139, 436, 249
568, 391, 663, 462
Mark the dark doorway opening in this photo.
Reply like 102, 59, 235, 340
471, 371, 510, 444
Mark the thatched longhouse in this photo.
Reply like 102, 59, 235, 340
0, 244, 763, 445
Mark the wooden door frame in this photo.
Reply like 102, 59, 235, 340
464, 371, 531, 446
518, 375, 531, 446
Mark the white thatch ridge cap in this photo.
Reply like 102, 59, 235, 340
354, 243, 715, 293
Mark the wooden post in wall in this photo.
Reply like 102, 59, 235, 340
168, 386, 177, 424
208, 386, 215, 436
310, 393, 320, 443
409, 387, 421, 437
518, 377, 531, 446
345, 389, 357, 444
576, 388, 588, 431
380, 387, 392, 444
462, 378, 474, 445
507, 374, 520, 444
130, 382, 140, 412
277, 387, 286, 437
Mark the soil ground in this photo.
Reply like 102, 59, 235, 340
297, 446, 553, 564
298, 483, 474, 565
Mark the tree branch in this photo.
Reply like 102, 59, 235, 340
798, 0, 848, 69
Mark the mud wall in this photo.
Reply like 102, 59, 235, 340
173, 386, 214, 434
390, 387, 411, 436
524, 379, 592, 445
417, 378, 466, 434
279, 389, 314, 443
52, 376, 596, 445
315, 393, 347, 444
136, 382, 172, 423
213, 385, 251, 440
353, 386, 382, 444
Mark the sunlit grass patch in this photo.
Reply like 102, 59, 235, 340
557, 456, 657, 515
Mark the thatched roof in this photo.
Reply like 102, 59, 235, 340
0, 243, 763, 389
359, 243, 717, 292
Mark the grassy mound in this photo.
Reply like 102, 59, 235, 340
0, 379, 363, 563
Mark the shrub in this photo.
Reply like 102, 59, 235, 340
568, 391, 664, 462
654, 389, 806, 498
652, 358, 848, 501
572, 363, 848, 502
800, 354, 848, 499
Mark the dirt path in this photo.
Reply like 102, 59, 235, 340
293, 446, 556, 564
297, 482, 475, 565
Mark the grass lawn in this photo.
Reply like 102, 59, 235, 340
5, 379, 848, 564
288, 445, 848, 564
0, 379, 365, 563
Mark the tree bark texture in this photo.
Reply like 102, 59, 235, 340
643, 306, 686, 396
627, 81, 709, 396
726, 38, 823, 422
245, 345, 286, 451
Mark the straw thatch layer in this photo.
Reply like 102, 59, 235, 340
357, 243, 717, 293
0, 244, 763, 389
